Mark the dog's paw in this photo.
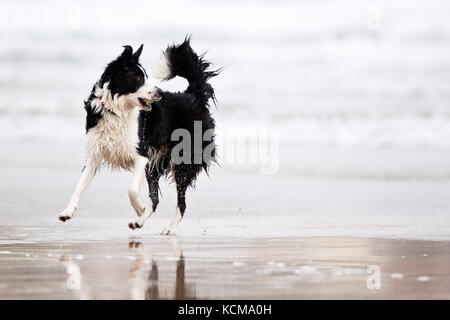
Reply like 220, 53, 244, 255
160, 227, 176, 236
128, 220, 144, 230
58, 215, 71, 222
58, 207, 75, 222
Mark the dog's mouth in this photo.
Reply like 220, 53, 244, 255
138, 98, 154, 111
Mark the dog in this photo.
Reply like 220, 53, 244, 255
58, 38, 219, 235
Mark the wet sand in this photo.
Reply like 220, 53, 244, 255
0, 234, 448, 299
0, 139, 449, 299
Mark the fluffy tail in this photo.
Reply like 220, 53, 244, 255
151, 36, 220, 106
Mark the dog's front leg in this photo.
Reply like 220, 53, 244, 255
128, 155, 148, 218
58, 163, 98, 222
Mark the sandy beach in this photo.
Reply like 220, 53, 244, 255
1, 0, 450, 301
0, 139, 449, 299
0, 234, 448, 299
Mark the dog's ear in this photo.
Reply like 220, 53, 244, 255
121, 45, 133, 61
133, 44, 144, 61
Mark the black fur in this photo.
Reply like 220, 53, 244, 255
84, 89, 103, 132
138, 38, 220, 217
81, 38, 219, 223
84, 44, 147, 133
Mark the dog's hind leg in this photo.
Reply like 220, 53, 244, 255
129, 158, 168, 230
58, 162, 98, 222
128, 155, 148, 219
161, 164, 199, 236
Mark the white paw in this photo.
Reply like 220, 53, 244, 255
58, 207, 76, 222
160, 227, 176, 236
128, 219, 144, 230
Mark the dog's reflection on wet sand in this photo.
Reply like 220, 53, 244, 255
128, 237, 195, 300
3, 236, 449, 299
56, 237, 195, 299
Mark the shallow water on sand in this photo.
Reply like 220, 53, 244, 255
0, 233, 448, 299
1, 141, 449, 299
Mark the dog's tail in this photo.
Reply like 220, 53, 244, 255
151, 36, 220, 106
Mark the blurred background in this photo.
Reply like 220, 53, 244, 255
0, 0, 449, 240
1, 1, 450, 299
1, 0, 450, 147
1, 1, 450, 301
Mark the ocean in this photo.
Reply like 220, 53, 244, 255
1, 0, 450, 147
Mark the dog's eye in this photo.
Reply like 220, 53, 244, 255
137, 76, 143, 82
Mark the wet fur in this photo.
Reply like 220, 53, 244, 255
59, 38, 220, 235
137, 38, 220, 227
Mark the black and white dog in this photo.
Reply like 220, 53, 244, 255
58, 38, 219, 235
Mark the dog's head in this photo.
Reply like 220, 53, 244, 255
96, 44, 160, 113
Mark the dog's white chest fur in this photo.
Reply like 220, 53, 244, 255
85, 109, 140, 170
